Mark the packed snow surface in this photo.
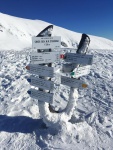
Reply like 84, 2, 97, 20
0, 13, 113, 150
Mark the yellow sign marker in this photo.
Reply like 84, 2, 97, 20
82, 84, 88, 88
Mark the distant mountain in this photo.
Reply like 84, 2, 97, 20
0, 12, 113, 50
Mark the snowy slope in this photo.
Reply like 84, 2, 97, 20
0, 12, 113, 50
0, 13, 113, 150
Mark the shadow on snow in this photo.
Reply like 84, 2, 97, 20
0, 115, 45, 134
0, 115, 58, 149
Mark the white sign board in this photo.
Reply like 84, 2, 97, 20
30, 52, 60, 64
72, 65, 91, 78
29, 88, 53, 103
29, 64, 54, 77
65, 53, 93, 65
32, 36, 61, 49
29, 76, 54, 91
61, 76, 87, 88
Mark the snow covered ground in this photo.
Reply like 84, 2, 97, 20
0, 13, 113, 150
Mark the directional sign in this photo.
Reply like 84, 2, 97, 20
65, 53, 93, 65
61, 76, 87, 88
27, 76, 54, 91
26, 64, 54, 77
32, 36, 61, 49
28, 88, 53, 103
62, 64, 76, 73
30, 52, 60, 64
71, 65, 91, 78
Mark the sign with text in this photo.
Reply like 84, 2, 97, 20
72, 65, 91, 78
30, 52, 60, 64
65, 53, 93, 65
62, 64, 77, 73
61, 76, 87, 88
28, 64, 54, 77
29, 88, 53, 103
28, 76, 54, 91
32, 36, 61, 49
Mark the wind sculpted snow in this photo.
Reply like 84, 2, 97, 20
0, 47, 113, 150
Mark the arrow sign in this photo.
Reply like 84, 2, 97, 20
27, 88, 53, 103
30, 51, 60, 64
65, 53, 93, 65
62, 64, 77, 73
27, 76, 54, 91
32, 36, 61, 49
61, 76, 87, 88
71, 65, 91, 78
26, 64, 54, 77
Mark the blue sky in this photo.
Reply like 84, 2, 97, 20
0, 0, 113, 40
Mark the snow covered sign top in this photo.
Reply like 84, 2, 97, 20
32, 36, 61, 49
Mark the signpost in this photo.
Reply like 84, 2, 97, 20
61, 76, 87, 88
62, 64, 76, 73
27, 76, 54, 91
65, 53, 93, 65
27, 88, 53, 103
32, 36, 61, 49
30, 51, 60, 64
26, 64, 54, 77
71, 65, 91, 78
26, 26, 93, 128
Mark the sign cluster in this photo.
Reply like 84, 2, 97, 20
26, 35, 93, 103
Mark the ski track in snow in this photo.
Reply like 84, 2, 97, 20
0, 48, 113, 150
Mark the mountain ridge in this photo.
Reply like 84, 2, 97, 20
0, 12, 113, 50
